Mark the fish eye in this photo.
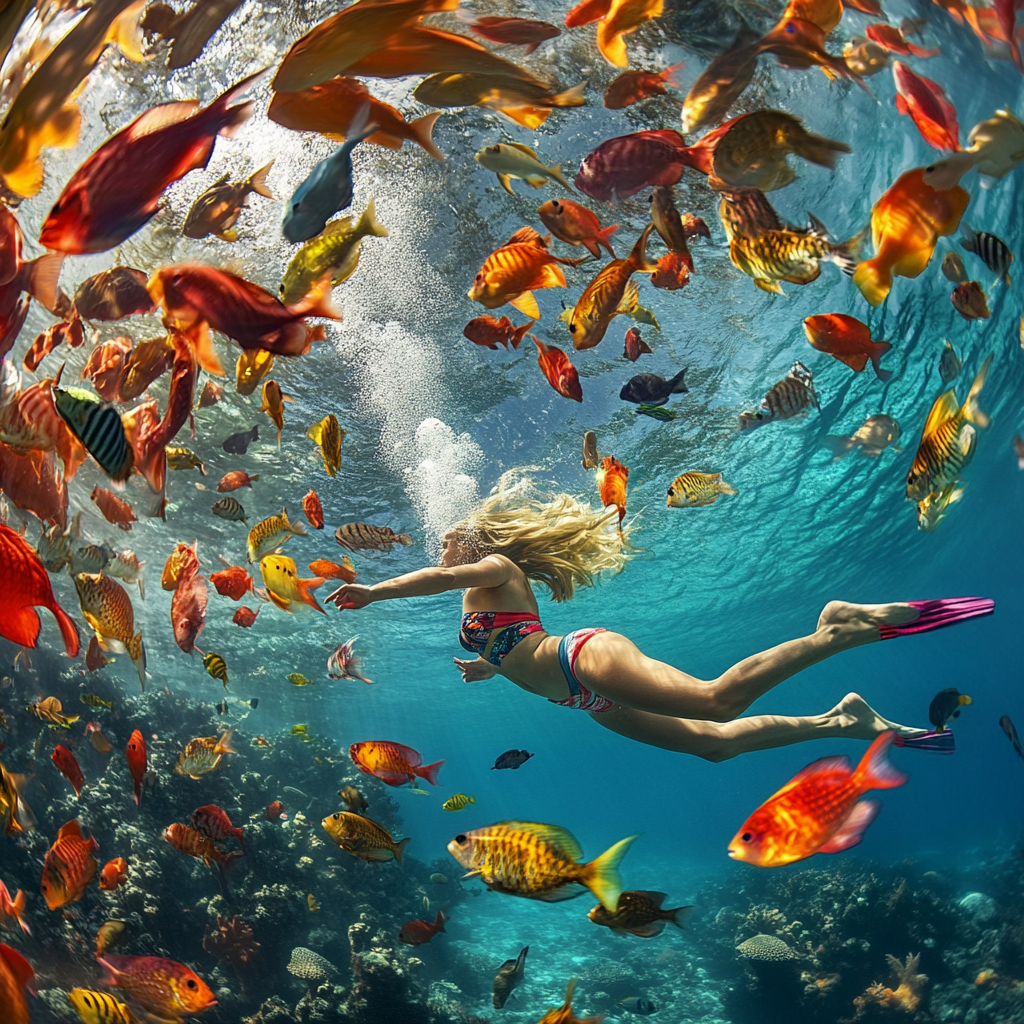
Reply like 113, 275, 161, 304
785, 22, 795, 31
742, 832, 752, 842
489, 145, 500, 153
187, 979, 197, 990
667, 488, 674, 496
552, 200, 560, 209
926, 165, 935, 172
568, 323, 576, 332
454, 833, 467, 844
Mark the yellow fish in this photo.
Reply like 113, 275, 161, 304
260, 555, 326, 615
67, 988, 139, 1024
666, 472, 737, 508
260, 380, 293, 448
27, 697, 80, 729
174, 730, 234, 779
306, 414, 344, 476
322, 811, 410, 863
307, 893, 319, 913
442, 794, 476, 812
236, 348, 275, 396
247, 508, 308, 563
597, 0, 665, 68
0, 762, 32, 836
287, 672, 316, 686
475, 143, 573, 196
73, 574, 146, 691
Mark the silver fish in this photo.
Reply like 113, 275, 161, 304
822, 415, 902, 458
939, 340, 962, 383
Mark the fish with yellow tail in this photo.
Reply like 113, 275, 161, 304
442, 794, 476, 812
307, 414, 344, 476
475, 143, 574, 195
666, 472, 737, 508
247, 509, 308, 563
183, 160, 275, 242
905, 355, 991, 502
321, 810, 410, 863
260, 555, 326, 615
536, 978, 603, 1024
67, 987, 140, 1024
447, 821, 637, 911
27, 697, 79, 728
567, 224, 658, 350
202, 652, 228, 688
0, 763, 33, 836
260, 380, 293, 448
73, 574, 146, 691
174, 730, 234, 779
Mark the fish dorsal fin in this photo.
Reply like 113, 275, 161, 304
787, 755, 851, 786
506, 226, 545, 248
563, 978, 577, 1010
507, 142, 540, 160
57, 820, 83, 842
498, 821, 583, 859
636, 890, 669, 906
127, 101, 200, 139
923, 388, 961, 438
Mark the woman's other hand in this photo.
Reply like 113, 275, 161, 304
454, 657, 497, 682
324, 584, 375, 610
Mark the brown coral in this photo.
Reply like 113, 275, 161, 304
203, 914, 261, 967
736, 934, 797, 961
853, 953, 927, 1016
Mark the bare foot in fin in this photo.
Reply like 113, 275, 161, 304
816, 600, 920, 649
829, 692, 922, 741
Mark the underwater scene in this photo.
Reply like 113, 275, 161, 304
2, 0, 1024, 1021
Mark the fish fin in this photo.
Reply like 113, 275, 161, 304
852, 257, 891, 305
209, 68, 271, 137
661, 61, 687, 89
786, 755, 852, 788
537, 263, 568, 289
532, 883, 588, 902
547, 163, 575, 193
0, 944, 33, 992
497, 173, 516, 195
356, 197, 389, 239
409, 111, 445, 161
597, 23, 630, 68
552, 81, 587, 107
582, 834, 638, 912
754, 277, 785, 295
615, 279, 640, 316
870, 340, 893, 381
415, 759, 444, 786
246, 160, 275, 199
855, 731, 909, 789
895, 93, 910, 116
499, 106, 551, 130
828, 228, 868, 276
215, 729, 236, 755
507, 142, 540, 159
434, 910, 447, 932
299, 577, 326, 615
628, 921, 667, 937
510, 292, 541, 319
524, 174, 549, 188
216, 229, 238, 242
962, 353, 992, 427
628, 223, 658, 272
393, 836, 411, 864
958, 222, 978, 252
818, 800, 881, 853
834, 352, 869, 372
668, 904, 696, 929
717, 479, 737, 495
923, 388, 962, 437
510, 320, 535, 350
22, 253, 64, 312
0, 606, 41, 648
188, 322, 226, 377
108, 0, 148, 61
597, 223, 619, 257
365, 130, 403, 151
128, 101, 201, 140
667, 367, 688, 394
290, 271, 342, 321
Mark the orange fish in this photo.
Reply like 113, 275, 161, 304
853, 167, 969, 305
99, 857, 128, 891
74, 573, 146, 690
0, 208, 62, 358
82, 337, 133, 402
265, 800, 286, 820
0, 942, 33, 1024
210, 566, 253, 601
0, 881, 30, 935
468, 227, 586, 319
217, 470, 259, 492
457, 12, 560, 53
536, 978, 603, 1024
566, 0, 614, 27
865, 22, 939, 56
803, 314, 893, 380
118, 336, 175, 402
728, 732, 908, 867
537, 198, 618, 258
349, 740, 444, 787
232, 606, 259, 627
126, 729, 147, 807
532, 335, 583, 402
85, 722, 113, 753
51, 745, 85, 799
259, 555, 325, 615
161, 541, 199, 591
303, 489, 324, 530
0, 524, 79, 656
163, 823, 243, 889
0, 446, 69, 529
260, 380, 292, 448
399, 909, 447, 945
171, 570, 207, 653
604, 63, 684, 108
596, 456, 628, 530
90, 487, 137, 531
191, 804, 244, 847
892, 62, 960, 152
97, 954, 216, 1019
463, 316, 535, 350
23, 315, 85, 373
596, 0, 666, 68
41, 820, 99, 910
308, 557, 357, 582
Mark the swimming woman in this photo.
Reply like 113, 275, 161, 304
324, 477, 993, 762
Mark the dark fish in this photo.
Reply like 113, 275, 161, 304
582, 431, 599, 469
939, 340, 962, 383
53, 387, 133, 481
216, 700, 227, 715
739, 362, 819, 431
620, 369, 688, 405
492, 945, 528, 1009
960, 224, 1013, 284
1000, 715, 1024, 759
211, 496, 247, 523
588, 889, 694, 936
73, 267, 155, 321
222, 424, 259, 455
620, 996, 658, 1015
335, 523, 414, 552
929, 687, 971, 731
492, 749, 533, 770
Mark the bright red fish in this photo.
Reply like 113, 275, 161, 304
349, 741, 444, 787
864, 22, 939, 56
0, 524, 79, 656
23, 315, 85, 373
0, 206, 62, 359
463, 315, 535, 350
0, 942, 33, 1024
40, 820, 99, 909
191, 804, 244, 847
232, 605, 259, 628
0, 446, 69, 529
51, 745, 84, 798
597, 456, 629, 529
302, 489, 324, 530
728, 732, 908, 867
97, 954, 216, 1019
38, 70, 263, 255
531, 335, 582, 403
99, 857, 128, 891
566, 0, 614, 27
398, 909, 447, 945
892, 62, 961, 151
210, 566, 253, 601
126, 729, 147, 808
803, 313, 893, 380
604, 63, 684, 108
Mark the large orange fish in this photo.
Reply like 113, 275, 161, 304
0, 524, 79, 656
38, 70, 263, 254
532, 335, 583, 402
0, 942, 33, 1024
596, 0, 665, 68
74, 573, 146, 690
350, 740, 444, 787
41, 820, 99, 909
596, 456, 629, 530
97, 954, 216, 1020
853, 167, 969, 305
0, 445, 69, 528
728, 732, 908, 867
803, 314, 893, 380
892, 62, 961, 152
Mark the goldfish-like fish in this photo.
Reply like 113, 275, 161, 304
328, 637, 373, 683
260, 555, 326, 615
597, 456, 628, 529
96, 954, 216, 1021
310, 557, 357, 582
537, 199, 618, 258
463, 315, 535, 350
307, 415, 344, 476
175, 731, 234, 780
91, 488, 137, 531
233, 606, 259, 627
165, 446, 206, 475
588, 889, 693, 937
302, 490, 323, 530
666, 472, 737, 508
532, 335, 582, 402
99, 858, 128, 892
841, 38, 891, 77
260, 381, 293, 448
210, 566, 253, 601
322, 810, 410, 862
75, 573, 145, 689
595, 0, 665, 67
923, 107, 1024, 190
822, 414, 902, 458
350, 740, 443, 787
729, 732, 907, 867
892, 62, 960, 152
604, 63, 684, 108
41, 820, 99, 910
803, 313, 893, 380
235, 349, 275, 397
183, 161, 274, 242
399, 909, 447, 945
52, 745, 84, 798
217, 471, 259, 492
247, 509, 308, 563
415, 73, 584, 130
475, 143, 574, 195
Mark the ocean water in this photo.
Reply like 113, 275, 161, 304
2, 0, 1024, 1022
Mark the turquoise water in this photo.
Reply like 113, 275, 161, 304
2, 0, 1024, 1021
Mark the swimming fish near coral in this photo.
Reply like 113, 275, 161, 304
52, 745, 85, 797
350, 740, 443, 787
587, 889, 694, 937
27, 697, 79, 729
307, 415, 344, 476
399, 909, 446, 945
41, 820, 99, 910
126, 730, 146, 808
492, 945, 529, 1009
99, 858, 128, 892
202, 652, 229, 688
95, 954, 216, 1021
287, 673, 316, 686
321, 811, 410, 863
66, 988, 137, 1024
174, 731, 235, 780
803, 314, 893, 380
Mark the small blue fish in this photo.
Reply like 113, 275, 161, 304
636, 404, 678, 421
282, 106, 377, 243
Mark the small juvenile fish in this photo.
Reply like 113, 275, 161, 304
666, 472, 736, 508
212, 496, 247, 524
265, 801, 286, 820
939, 340, 962, 382
929, 687, 971, 731
951, 280, 990, 320
537, 198, 618, 258
197, 381, 224, 409
399, 909, 447, 946
222, 424, 259, 455
328, 637, 373, 683
739, 362, 819, 431
588, 890, 693, 937
90, 487, 137, 531
99, 857, 128, 892
235, 350, 275, 397
492, 945, 528, 1009
623, 327, 652, 362
307, 414, 343, 476
442, 793, 475, 812
288, 673, 316, 686
532, 335, 582, 402
475, 142, 574, 196
604, 64, 684, 109
464, 316, 535, 351
233, 606, 259, 627
175, 731, 234, 779
260, 380, 293, 448
582, 431, 599, 469
823, 415, 902, 458
202, 652, 229, 688
307, 893, 319, 913
80, 693, 114, 710
301, 490, 324, 530
95, 921, 129, 957
960, 224, 1014, 284
183, 160, 275, 242
165, 445, 206, 474
335, 523, 413, 552
941, 253, 967, 284
217, 470, 259, 492
210, 566, 253, 600
1000, 715, 1024, 760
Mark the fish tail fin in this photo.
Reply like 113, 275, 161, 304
22, 253, 64, 313
211, 68, 271, 138
628, 223, 658, 273
345, 102, 379, 147
48, 600, 80, 658
822, 435, 856, 457
548, 163, 575, 193
668, 367, 688, 394
187, 322, 225, 377
616, 280, 640, 317
963, 353, 992, 427
290, 271, 342, 321
216, 849, 245, 897
852, 257, 893, 306
356, 197, 390, 239
789, 129, 852, 171
127, 633, 146, 691
300, 577, 327, 615
552, 81, 588, 107
215, 729, 236, 755
246, 160, 275, 199
582, 834, 638, 912
394, 837, 411, 864
855, 732, 909, 791
435, 910, 447, 932
871, 340, 893, 381
510, 320, 535, 350
109, 0, 148, 61
454, 8, 479, 25
661, 61, 687, 90
11, 889, 31, 936
597, 22, 629, 68
416, 759, 444, 786
597, 223, 619, 258
717, 479, 737, 495
284, 509, 308, 538
828, 228, 867, 276
410, 111, 445, 161
668, 904, 695, 929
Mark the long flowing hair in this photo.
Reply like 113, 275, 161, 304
457, 473, 630, 602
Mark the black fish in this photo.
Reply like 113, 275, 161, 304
492, 945, 528, 1008
1000, 715, 1024, 759
619, 369, 688, 405
54, 387, 133, 481
216, 701, 227, 715
929, 687, 971, 730
222, 424, 259, 455
492, 749, 533, 770
620, 996, 657, 1015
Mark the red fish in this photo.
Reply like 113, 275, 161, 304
91, 487, 137, 531
51, 745, 84, 798
264, 801, 286, 821
537, 198, 618, 258
463, 315, 535, 350
38, 70, 263, 255
23, 315, 85, 373
0, 446, 69, 529
302, 489, 324, 530
566, 0, 614, 27
40, 820, 99, 909
210, 566, 253, 601
126, 729, 147, 807
232, 606, 259, 628
803, 313, 893, 380
82, 337, 133, 401
456, 12, 560, 53
623, 327, 652, 362
197, 380, 224, 408
349, 740, 444, 787
0, 524, 79, 656
604, 63, 684, 108
216, 470, 258, 492
191, 804, 244, 847
864, 22, 939, 56
309, 557, 357, 582
597, 456, 629, 529
161, 541, 199, 592
399, 909, 447, 945
0, 206, 62, 359
892, 62, 961, 151
0, 881, 30, 936
97, 954, 216, 1019
99, 857, 128, 891
531, 335, 582, 402
171, 571, 207, 654
0, 942, 33, 1024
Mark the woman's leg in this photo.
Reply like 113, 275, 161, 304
577, 601, 923, 720
592, 692, 920, 762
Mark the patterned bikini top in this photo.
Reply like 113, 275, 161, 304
459, 611, 545, 666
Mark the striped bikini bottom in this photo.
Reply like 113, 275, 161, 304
548, 628, 615, 714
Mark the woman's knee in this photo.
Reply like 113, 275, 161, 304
703, 680, 748, 722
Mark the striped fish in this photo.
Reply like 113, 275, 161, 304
175, 730, 234, 779
41, 820, 98, 910
335, 523, 414, 552
212, 496, 248, 523
53, 386, 133, 481
73, 573, 146, 691
666, 472, 737, 508
906, 355, 991, 501
203, 652, 229, 688
307, 414, 344, 476
442, 793, 476, 812
960, 224, 1013, 284
740, 362, 819, 431
917, 482, 966, 533
67, 987, 138, 1024
246, 508, 307, 563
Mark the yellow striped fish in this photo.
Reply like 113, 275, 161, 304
906, 355, 991, 502
442, 793, 476, 812
247, 508, 308, 563
306, 414, 345, 476
68, 987, 139, 1024
236, 348, 275, 396
202, 652, 229, 688
666, 472, 737, 508
73, 574, 146, 691
446, 820, 637, 911
175, 730, 235, 779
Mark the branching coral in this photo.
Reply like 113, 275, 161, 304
203, 914, 261, 967
853, 952, 927, 1015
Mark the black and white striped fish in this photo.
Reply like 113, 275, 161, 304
212, 496, 248, 523
739, 362, 820, 431
335, 523, 414, 552
53, 386, 133, 481
960, 224, 1014, 284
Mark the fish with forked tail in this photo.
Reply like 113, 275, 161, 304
492, 945, 528, 1008
620, 369, 687, 405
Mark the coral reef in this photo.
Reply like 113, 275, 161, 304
851, 953, 927, 1017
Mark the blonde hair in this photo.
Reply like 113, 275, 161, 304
456, 473, 630, 602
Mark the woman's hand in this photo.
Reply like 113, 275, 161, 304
453, 657, 497, 683
324, 584, 375, 610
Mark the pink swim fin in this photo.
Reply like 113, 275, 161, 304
893, 729, 956, 754
877, 597, 994, 640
